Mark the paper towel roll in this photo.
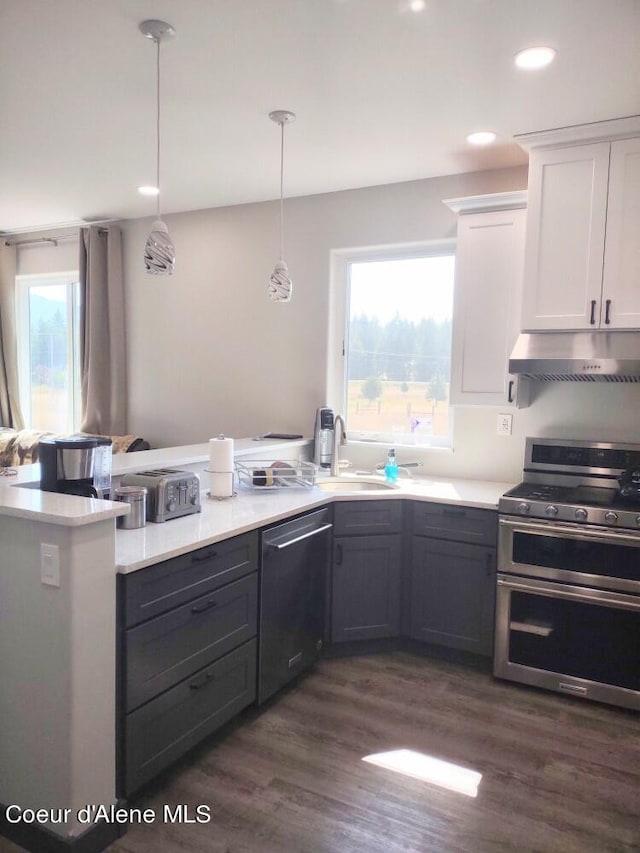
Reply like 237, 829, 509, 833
209, 435, 234, 497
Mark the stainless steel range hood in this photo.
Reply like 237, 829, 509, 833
509, 331, 640, 382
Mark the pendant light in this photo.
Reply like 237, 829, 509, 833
268, 110, 296, 302
140, 19, 176, 275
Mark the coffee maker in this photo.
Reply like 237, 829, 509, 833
39, 436, 112, 498
313, 407, 334, 468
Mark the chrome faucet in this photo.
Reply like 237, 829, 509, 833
330, 414, 347, 476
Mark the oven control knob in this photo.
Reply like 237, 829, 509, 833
518, 502, 530, 514
545, 505, 558, 517
604, 511, 618, 524
575, 508, 588, 521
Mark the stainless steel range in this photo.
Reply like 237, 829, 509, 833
494, 437, 640, 712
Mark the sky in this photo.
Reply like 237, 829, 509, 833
349, 255, 455, 324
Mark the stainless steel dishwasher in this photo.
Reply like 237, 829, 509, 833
258, 507, 332, 704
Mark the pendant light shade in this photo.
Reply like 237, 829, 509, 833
268, 110, 296, 302
140, 19, 175, 275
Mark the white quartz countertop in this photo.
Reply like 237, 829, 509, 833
0, 437, 311, 526
0, 437, 513, 556
116, 472, 514, 573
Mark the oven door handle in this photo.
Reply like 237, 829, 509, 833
499, 516, 640, 547
497, 575, 640, 611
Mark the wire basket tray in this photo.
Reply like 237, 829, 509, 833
235, 460, 316, 490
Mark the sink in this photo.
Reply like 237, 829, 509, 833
315, 476, 399, 492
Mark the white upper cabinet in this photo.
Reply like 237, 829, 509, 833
602, 138, 640, 328
445, 192, 527, 407
517, 117, 640, 331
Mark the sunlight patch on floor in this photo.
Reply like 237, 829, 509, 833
362, 749, 482, 797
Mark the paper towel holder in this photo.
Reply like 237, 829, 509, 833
204, 469, 237, 500
206, 433, 236, 500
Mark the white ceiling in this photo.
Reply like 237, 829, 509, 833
1, 0, 639, 233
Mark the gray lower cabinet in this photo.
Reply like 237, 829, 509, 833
410, 537, 495, 655
331, 502, 403, 643
118, 531, 259, 795
409, 504, 497, 657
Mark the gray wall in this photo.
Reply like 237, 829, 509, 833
122, 167, 640, 483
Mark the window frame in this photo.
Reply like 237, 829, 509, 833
328, 240, 456, 451
16, 270, 82, 432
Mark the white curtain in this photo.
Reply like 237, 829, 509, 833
0, 241, 24, 428
79, 225, 127, 434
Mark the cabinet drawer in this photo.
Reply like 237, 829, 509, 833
412, 502, 497, 547
333, 500, 403, 536
123, 531, 258, 627
124, 639, 257, 795
125, 573, 257, 711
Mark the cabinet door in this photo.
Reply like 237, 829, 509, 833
332, 535, 402, 642
450, 207, 526, 406
602, 137, 640, 329
522, 143, 610, 330
410, 537, 495, 656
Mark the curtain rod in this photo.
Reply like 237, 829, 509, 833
4, 228, 108, 248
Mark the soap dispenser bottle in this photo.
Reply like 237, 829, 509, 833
384, 448, 398, 483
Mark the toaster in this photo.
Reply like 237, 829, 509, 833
120, 468, 201, 522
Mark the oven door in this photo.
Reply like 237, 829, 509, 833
494, 573, 640, 711
499, 517, 640, 593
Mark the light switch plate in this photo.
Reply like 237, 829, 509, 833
41, 543, 60, 587
497, 413, 513, 436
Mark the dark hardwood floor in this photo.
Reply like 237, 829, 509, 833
2, 652, 639, 853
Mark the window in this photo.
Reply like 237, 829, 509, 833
331, 244, 455, 449
16, 272, 81, 433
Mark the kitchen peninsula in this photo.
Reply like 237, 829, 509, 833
0, 437, 512, 852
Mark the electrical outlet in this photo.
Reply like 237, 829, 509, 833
497, 413, 513, 436
41, 543, 60, 587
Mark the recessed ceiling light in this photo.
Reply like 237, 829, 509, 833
466, 131, 497, 146
514, 46, 557, 70
138, 185, 159, 196
409, 0, 426, 11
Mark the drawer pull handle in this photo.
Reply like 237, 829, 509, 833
191, 549, 218, 563
191, 598, 218, 615
189, 672, 216, 690
443, 507, 467, 518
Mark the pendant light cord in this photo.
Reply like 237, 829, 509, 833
279, 120, 285, 261
156, 36, 161, 220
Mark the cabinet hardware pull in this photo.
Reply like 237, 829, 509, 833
336, 543, 343, 565
189, 672, 215, 690
191, 598, 218, 614
271, 523, 333, 551
605, 299, 611, 325
485, 552, 493, 576
590, 300, 597, 325
508, 379, 514, 404
191, 549, 217, 563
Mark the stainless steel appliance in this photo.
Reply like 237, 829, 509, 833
120, 469, 200, 522
313, 407, 334, 468
39, 436, 112, 498
258, 507, 332, 704
495, 437, 640, 711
